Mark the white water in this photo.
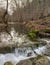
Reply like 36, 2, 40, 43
0, 46, 46, 65
0, 28, 50, 65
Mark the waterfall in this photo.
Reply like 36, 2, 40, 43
0, 28, 50, 65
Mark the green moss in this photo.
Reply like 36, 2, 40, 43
29, 55, 44, 65
28, 32, 36, 39
4, 62, 13, 65
27, 29, 39, 41
35, 55, 43, 60
30, 30, 39, 35
29, 55, 42, 65
29, 58, 36, 65
43, 28, 50, 33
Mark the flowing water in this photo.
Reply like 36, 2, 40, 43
0, 46, 46, 65
0, 28, 50, 65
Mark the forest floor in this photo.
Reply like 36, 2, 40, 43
0, 16, 50, 30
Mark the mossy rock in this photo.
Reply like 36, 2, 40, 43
29, 29, 39, 35
35, 55, 43, 60
4, 61, 13, 65
16, 60, 32, 65
27, 29, 39, 41
36, 56, 50, 65
29, 58, 36, 65
28, 32, 36, 39
30, 56, 50, 65
43, 28, 50, 33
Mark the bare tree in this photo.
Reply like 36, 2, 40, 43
3, 0, 8, 24
2, 0, 12, 37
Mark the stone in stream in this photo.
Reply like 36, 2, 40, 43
16, 56, 50, 65
27, 52, 32, 57
4, 62, 13, 65
44, 44, 50, 56
16, 60, 32, 65
36, 56, 50, 65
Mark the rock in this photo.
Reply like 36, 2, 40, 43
44, 44, 50, 56
30, 56, 50, 65
16, 56, 50, 65
16, 60, 32, 65
4, 61, 13, 65
27, 52, 32, 57
36, 56, 50, 65
39, 32, 50, 38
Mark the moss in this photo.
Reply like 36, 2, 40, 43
4, 61, 13, 65
43, 28, 50, 33
30, 55, 43, 65
35, 55, 43, 60
28, 32, 36, 40
32, 62, 36, 65
29, 56, 43, 65
16, 60, 32, 65
27, 29, 39, 41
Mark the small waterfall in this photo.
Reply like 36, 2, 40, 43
0, 28, 50, 65
0, 46, 46, 65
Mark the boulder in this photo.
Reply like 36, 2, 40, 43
16, 56, 50, 65
16, 60, 32, 65
4, 61, 13, 65
44, 44, 50, 56
36, 56, 50, 65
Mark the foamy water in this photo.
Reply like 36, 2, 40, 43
0, 46, 46, 65
0, 28, 50, 65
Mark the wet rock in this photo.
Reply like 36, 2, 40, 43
30, 56, 50, 65
4, 61, 13, 65
39, 32, 50, 38
36, 56, 50, 65
16, 60, 32, 65
44, 44, 50, 56
16, 56, 50, 65
27, 52, 32, 57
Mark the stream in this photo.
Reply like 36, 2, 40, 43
0, 28, 50, 65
